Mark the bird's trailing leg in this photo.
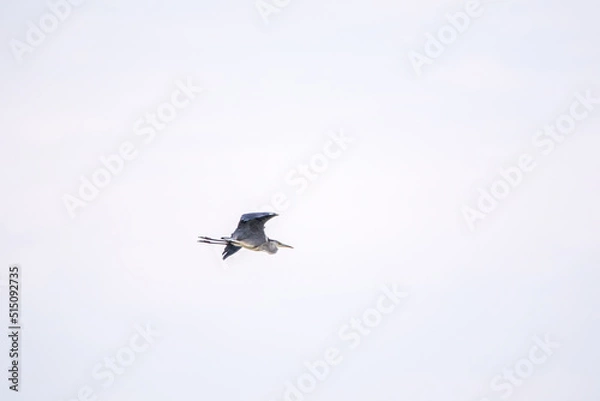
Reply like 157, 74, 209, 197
197, 236, 245, 248
197, 236, 230, 245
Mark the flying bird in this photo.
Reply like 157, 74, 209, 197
198, 212, 293, 260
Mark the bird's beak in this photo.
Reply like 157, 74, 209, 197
279, 242, 294, 249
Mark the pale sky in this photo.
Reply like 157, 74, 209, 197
1, 0, 599, 400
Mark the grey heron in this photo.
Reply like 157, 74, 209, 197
198, 212, 294, 260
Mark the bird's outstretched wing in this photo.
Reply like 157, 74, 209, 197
231, 212, 278, 246
239, 212, 278, 223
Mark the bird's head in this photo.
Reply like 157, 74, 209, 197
267, 239, 294, 253
274, 239, 294, 249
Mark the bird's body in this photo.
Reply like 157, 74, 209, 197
198, 212, 293, 260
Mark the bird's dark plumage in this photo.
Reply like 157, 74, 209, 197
239, 212, 278, 223
222, 243, 241, 260
230, 212, 278, 247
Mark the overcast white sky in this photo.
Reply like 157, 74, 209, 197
1, 0, 599, 400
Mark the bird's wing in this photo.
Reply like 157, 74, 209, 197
239, 212, 278, 223
222, 243, 241, 260
231, 212, 278, 245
